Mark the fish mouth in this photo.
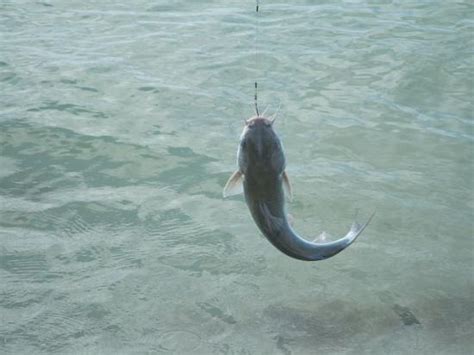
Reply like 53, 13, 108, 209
245, 116, 273, 126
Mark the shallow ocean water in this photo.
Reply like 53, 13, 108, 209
1, 1, 473, 354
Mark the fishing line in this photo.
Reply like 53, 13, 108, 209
254, 0, 260, 116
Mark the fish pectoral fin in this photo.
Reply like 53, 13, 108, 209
223, 170, 244, 198
282, 171, 293, 201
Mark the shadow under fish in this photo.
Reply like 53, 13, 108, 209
393, 304, 421, 326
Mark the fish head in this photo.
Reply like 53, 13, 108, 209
238, 116, 285, 175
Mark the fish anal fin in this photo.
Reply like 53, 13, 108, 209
282, 171, 293, 201
223, 170, 244, 198
287, 213, 294, 227
313, 231, 331, 243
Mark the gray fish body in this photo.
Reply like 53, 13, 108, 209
225, 116, 373, 261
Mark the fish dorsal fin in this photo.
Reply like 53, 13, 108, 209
223, 170, 244, 198
282, 171, 293, 201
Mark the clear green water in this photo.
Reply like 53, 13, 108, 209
1, 1, 473, 354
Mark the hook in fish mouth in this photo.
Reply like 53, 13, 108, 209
223, 114, 374, 261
